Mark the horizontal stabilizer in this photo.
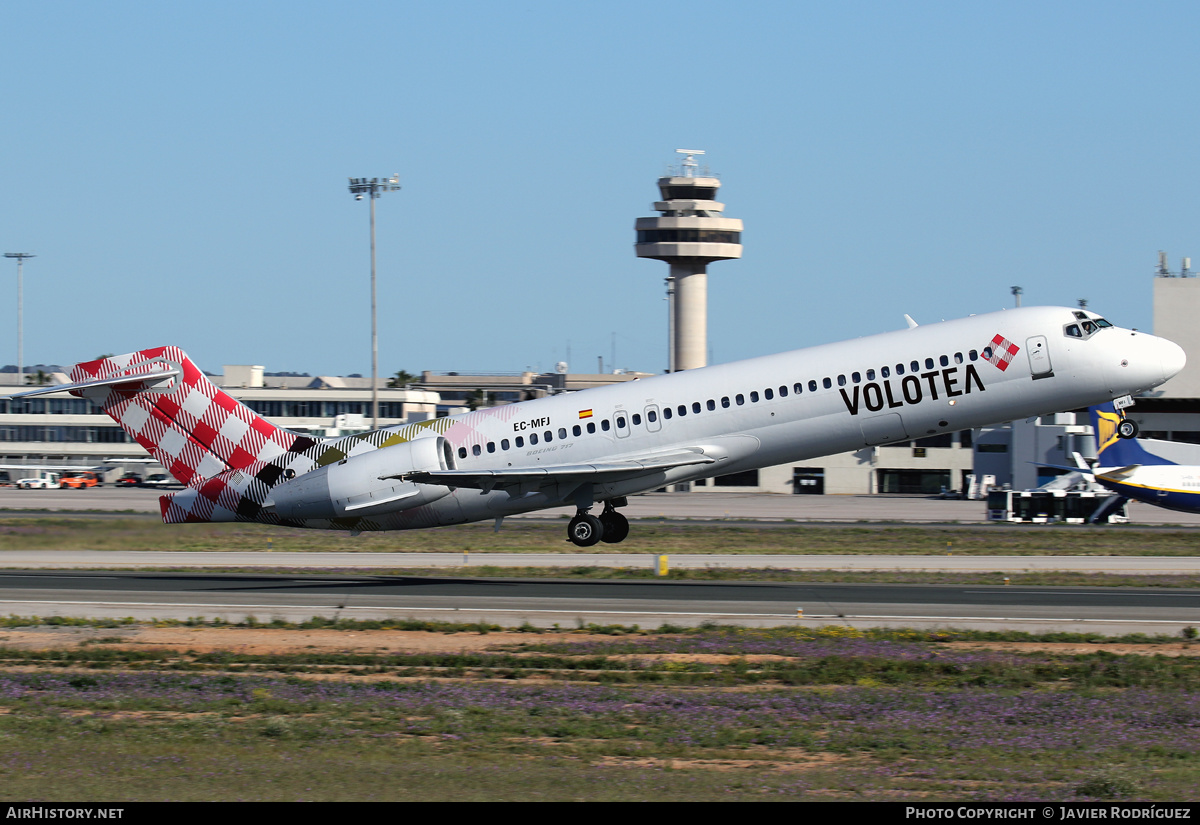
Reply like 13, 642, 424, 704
1096, 465, 1141, 483
11, 368, 181, 399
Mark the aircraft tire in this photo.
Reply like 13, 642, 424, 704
1117, 419, 1139, 439
599, 511, 630, 544
568, 514, 604, 547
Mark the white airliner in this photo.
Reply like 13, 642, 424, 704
15, 306, 1185, 545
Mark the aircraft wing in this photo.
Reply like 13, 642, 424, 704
398, 448, 717, 492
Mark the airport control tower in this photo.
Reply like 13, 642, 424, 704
635, 150, 743, 372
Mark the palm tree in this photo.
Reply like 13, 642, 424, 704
387, 370, 417, 388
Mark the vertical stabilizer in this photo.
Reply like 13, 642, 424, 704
67, 347, 319, 486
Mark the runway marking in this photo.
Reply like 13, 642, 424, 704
964, 590, 1200, 598
0, 575, 119, 580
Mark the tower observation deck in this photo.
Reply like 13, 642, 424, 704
634, 150, 742, 371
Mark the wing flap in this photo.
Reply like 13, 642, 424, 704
397, 449, 716, 490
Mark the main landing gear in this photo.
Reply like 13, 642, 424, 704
567, 499, 629, 547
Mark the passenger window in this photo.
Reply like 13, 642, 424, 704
616, 416, 626, 429
587, 422, 596, 433
866, 370, 875, 381
530, 433, 539, 444
896, 363, 905, 375
678, 405, 687, 416
601, 420, 610, 431
750, 391, 759, 402
706, 399, 715, 411
472, 444, 482, 456
572, 425, 581, 436
837, 375, 846, 387
648, 410, 657, 422
881, 366, 890, 378
911, 361, 920, 372
722, 396, 731, 407
852, 372, 861, 383
692, 402, 701, 414
925, 358, 935, 370
487, 442, 495, 453
969, 350, 978, 361
502, 439, 510, 450
823, 377, 832, 389
808, 380, 817, 392
516, 436, 524, 447
764, 388, 774, 400
982, 347, 993, 360
458, 446, 468, 459
954, 352, 963, 364
736, 394, 745, 405
559, 427, 568, 439
793, 383, 803, 394
664, 407, 673, 419
939, 355, 949, 367
779, 385, 788, 397
631, 415, 640, 426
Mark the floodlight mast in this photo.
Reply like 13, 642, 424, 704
347, 175, 400, 429
3, 253, 35, 385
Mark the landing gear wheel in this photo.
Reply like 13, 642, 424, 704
599, 510, 629, 544
1117, 419, 1139, 439
567, 514, 604, 547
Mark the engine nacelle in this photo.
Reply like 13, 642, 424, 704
269, 436, 454, 519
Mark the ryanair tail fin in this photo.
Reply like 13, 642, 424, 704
1090, 403, 1175, 467
18, 346, 320, 487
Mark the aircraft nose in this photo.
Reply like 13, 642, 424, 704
1160, 337, 1187, 383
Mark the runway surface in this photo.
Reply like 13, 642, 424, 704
2, 569, 1198, 635
4, 489, 1200, 633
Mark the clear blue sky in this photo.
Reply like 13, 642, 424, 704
2, 1, 1198, 378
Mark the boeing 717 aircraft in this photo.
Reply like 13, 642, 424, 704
15, 306, 1185, 545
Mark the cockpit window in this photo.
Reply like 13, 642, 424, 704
1065, 315, 1112, 339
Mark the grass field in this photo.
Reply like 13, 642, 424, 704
0, 621, 1197, 801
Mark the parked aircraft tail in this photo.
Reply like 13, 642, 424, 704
1090, 402, 1175, 467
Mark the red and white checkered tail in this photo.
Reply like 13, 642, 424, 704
66, 346, 319, 489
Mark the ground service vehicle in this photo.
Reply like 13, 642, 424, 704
59, 471, 101, 489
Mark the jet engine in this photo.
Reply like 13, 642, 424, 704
269, 436, 455, 519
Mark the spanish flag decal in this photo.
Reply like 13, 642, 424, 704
579, 409, 593, 419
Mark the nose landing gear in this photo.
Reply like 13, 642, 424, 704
1112, 395, 1139, 439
